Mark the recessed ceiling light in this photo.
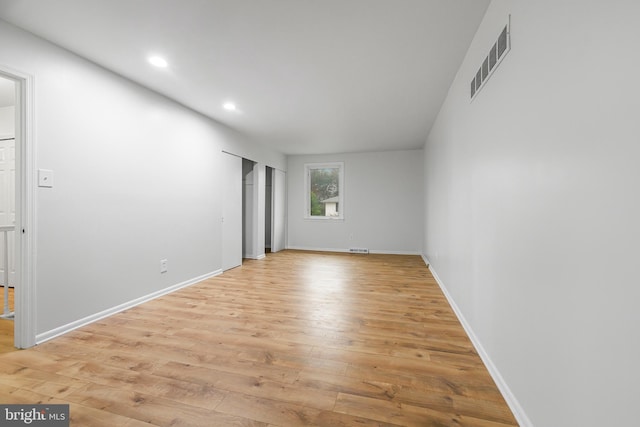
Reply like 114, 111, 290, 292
223, 102, 237, 111
148, 56, 168, 68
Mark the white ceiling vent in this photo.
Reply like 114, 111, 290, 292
471, 16, 511, 100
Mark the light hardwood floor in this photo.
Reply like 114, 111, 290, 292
0, 251, 517, 426
0, 286, 15, 354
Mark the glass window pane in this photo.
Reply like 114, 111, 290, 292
310, 167, 340, 217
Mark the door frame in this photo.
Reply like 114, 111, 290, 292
0, 64, 37, 348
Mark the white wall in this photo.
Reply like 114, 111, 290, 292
288, 150, 423, 254
0, 106, 14, 137
0, 21, 286, 339
423, 1, 640, 426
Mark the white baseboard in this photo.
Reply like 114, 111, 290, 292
426, 260, 533, 427
421, 254, 430, 267
36, 269, 223, 344
287, 246, 420, 256
370, 249, 420, 255
256, 254, 266, 260
287, 245, 350, 253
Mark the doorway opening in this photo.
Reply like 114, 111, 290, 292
265, 166, 273, 254
0, 65, 36, 350
222, 153, 284, 271
0, 75, 16, 352
242, 158, 257, 260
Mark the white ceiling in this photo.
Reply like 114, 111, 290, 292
0, 0, 489, 154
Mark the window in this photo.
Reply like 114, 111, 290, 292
304, 162, 344, 219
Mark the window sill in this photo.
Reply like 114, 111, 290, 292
304, 216, 344, 221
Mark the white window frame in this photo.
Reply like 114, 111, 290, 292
304, 162, 344, 220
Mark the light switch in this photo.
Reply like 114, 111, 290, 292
38, 169, 54, 188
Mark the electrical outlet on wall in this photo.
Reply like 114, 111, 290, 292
160, 259, 168, 274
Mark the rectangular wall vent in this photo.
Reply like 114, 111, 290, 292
471, 16, 511, 100
349, 248, 369, 254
